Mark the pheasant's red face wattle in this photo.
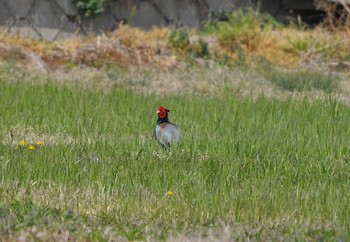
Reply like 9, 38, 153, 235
159, 111, 167, 119
157, 106, 168, 119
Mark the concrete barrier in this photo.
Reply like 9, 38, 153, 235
0, 0, 320, 41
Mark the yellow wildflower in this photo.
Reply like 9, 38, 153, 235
19, 140, 27, 146
29, 145, 35, 150
167, 191, 174, 196
36, 141, 44, 146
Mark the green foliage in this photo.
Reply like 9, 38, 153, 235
288, 37, 312, 53
167, 28, 190, 54
167, 29, 212, 59
234, 46, 246, 66
73, 0, 108, 18
190, 38, 210, 59
204, 8, 280, 52
287, 35, 350, 62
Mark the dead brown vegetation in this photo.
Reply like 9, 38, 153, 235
0, 14, 349, 74
316, 0, 350, 32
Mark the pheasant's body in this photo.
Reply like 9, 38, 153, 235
155, 107, 181, 147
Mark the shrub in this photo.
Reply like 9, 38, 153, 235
204, 8, 280, 52
73, 0, 108, 18
167, 28, 190, 54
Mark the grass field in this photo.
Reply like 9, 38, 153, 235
1, 66, 350, 241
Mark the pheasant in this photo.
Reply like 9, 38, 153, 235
155, 106, 181, 147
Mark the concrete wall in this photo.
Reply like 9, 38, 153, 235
0, 0, 318, 41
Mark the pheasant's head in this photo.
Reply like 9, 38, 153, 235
157, 106, 170, 119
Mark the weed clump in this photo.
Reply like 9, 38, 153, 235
73, 0, 108, 18
204, 8, 280, 52
167, 28, 190, 54
167, 28, 212, 59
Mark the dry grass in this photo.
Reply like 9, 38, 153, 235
0, 25, 176, 71
0, 15, 349, 73
316, 0, 350, 32
115, 24, 169, 49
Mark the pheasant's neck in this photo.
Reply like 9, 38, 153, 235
157, 117, 169, 125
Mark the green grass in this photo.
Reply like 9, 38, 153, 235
262, 66, 340, 92
1, 74, 350, 240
